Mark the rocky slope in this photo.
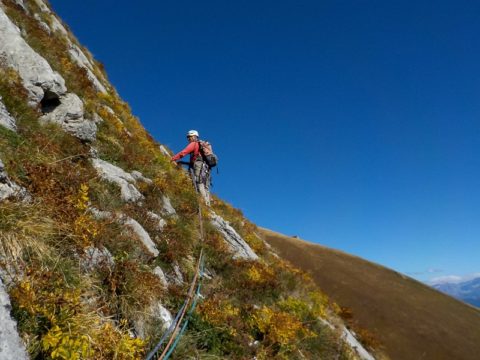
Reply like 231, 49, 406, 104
0, 1, 369, 359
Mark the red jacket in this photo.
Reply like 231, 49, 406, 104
171, 141, 200, 164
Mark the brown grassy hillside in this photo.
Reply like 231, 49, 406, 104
259, 227, 480, 360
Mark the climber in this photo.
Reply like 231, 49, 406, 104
171, 130, 211, 206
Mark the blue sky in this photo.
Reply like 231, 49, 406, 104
49, 0, 479, 282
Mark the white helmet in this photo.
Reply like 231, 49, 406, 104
187, 130, 199, 137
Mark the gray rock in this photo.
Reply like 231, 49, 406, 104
0, 96, 16, 131
131, 170, 153, 184
49, 15, 68, 36
0, 279, 28, 360
88, 207, 112, 220
32, 0, 51, 13
161, 195, 177, 217
159, 145, 171, 157
0, 8, 67, 104
121, 216, 159, 257
152, 266, 168, 288
91, 158, 144, 202
209, 211, 259, 261
168, 263, 184, 285
0, 159, 30, 202
147, 211, 167, 231
40, 93, 97, 141
88, 208, 159, 257
341, 325, 376, 360
103, 105, 115, 115
88, 146, 99, 159
81, 246, 114, 271
133, 302, 173, 340
68, 44, 106, 93
33, 13, 50, 34
91, 113, 104, 124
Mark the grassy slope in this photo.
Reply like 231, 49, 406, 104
259, 227, 480, 360
0, 1, 360, 358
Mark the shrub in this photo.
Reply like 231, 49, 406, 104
249, 305, 313, 357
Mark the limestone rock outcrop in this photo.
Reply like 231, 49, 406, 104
0, 279, 28, 360
121, 216, 159, 257
210, 212, 258, 261
91, 158, 144, 202
68, 43, 106, 93
161, 195, 177, 217
89, 207, 159, 258
40, 93, 97, 141
0, 96, 16, 131
0, 7, 67, 105
147, 211, 167, 231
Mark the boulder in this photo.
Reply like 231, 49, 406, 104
0, 279, 28, 360
209, 212, 258, 261
0, 97, 16, 131
0, 8, 67, 105
40, 93, 97, 141
91, 158, 144, 202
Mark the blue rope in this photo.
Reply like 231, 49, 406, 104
145, 299, 188, 360
163, 281, 202, 360
145, 251, 206, 360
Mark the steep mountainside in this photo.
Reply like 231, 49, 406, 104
0, 1, 372, 359
259, 227, 480, 360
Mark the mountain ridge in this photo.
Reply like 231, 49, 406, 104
259, 227, 480, 360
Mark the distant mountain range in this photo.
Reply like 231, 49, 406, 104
431, 277, 480, 307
